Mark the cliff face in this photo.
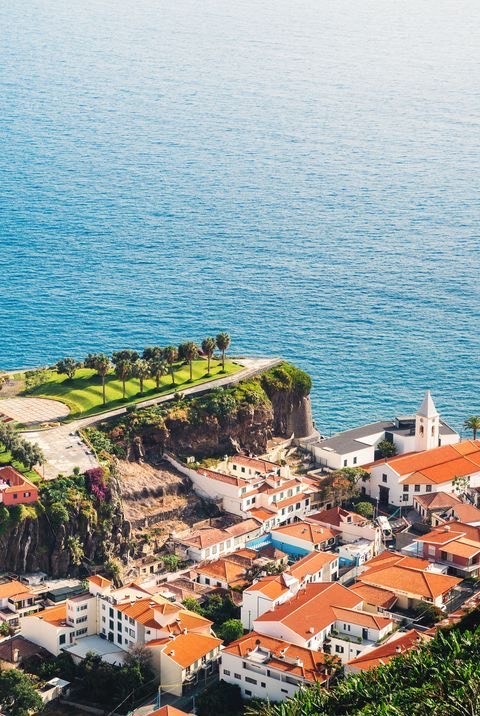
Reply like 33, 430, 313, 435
0, 480, 129, 577
142, 402, 274, 459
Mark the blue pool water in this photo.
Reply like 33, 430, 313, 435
1, 0, 479, 433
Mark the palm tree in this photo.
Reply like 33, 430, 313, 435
163, 346, 178, 386
201, 337, 216, 375
94, 354, 111, 405
216, 332, 231, 372
184, 342, 199, 381
133, 358, 150, 394
464, 416, 480, 441
149, 355, 168, 390
115, 359, 132, 399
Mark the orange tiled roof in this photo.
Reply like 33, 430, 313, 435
440, 538, 480, 559
359, 564, 461, 600
310, 506, 367, 527
272, 521, 339, 546
229, 456, 280, 473
248, 507, 278, 521
146, 706, 190, 716
332, 606, 392, 630
223, 631, 337, 684
195, 558, 247, 588
159, 632, 221, 668
413, 492, 461, 509
372, 441, 480, 485
349, 583, 398, 610
36, 604, 68, 627
288, 551, 337, 581
197, 467, 248, 488
88, 575, 112, 589
451, 503, 480, 523
255, 583, 363, 637
0, 466, 37, 491
347, 629, 430, 671
0, 580, 33, 599
244, 574, 290, 600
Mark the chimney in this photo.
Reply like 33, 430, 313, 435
169, 650, 175, 656
295, 656, 303, 667
13, 648, 20, 663
395, 645, 402, 654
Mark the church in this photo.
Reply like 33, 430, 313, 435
304, 391, 459, 471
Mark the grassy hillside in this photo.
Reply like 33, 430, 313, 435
25, 359, 241, 418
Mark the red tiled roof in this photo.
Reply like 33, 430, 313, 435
310, 506, 367, 527
223, 631, 337, 684
347, 629, 430, 671
255, 583, 363, 636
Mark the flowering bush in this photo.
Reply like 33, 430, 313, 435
84, 467, 111, 502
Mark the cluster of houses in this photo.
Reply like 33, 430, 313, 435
2, 391, 480, 713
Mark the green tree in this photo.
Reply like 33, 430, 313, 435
217, 618, 244, 644
49, 501, 69, 528
354, 501, 374, 519
148, 356, 168, 390
133, 358, 150, 394
142, 346, 163, 362
93, 353, 112, 405
196, 680, 243, 716
115, 359, 132, 399
464, 415, 480, 440
162, 554, 180, 572
184, 341, 199, 381
67, 535, 85, 566
56, 356, 79, 380
182, 596, 204, 614
216, 332, 231, 371
202, 337, 216, 375
377, 439, 397, 458
0, 669, 43, 716
111, 349, 139, 365
0, 621, 10, 637
164, 346, 178, 386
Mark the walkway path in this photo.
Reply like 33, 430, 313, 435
0, 396, 70, 424
22, 357, 281, 479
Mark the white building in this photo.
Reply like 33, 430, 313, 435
241, 550, 339, 629
253, 582, 396, 665
365, 440, 480, 508
302, 392, 459, 470
221, 632, 336, 701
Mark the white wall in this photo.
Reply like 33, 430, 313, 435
20, 616, 74, 657
221, 651, 306, 702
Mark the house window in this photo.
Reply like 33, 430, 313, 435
76, 628, 87, 636
109, 608, 113, 618
335, 645, 344, 654
414, 485, 420, 492
429, 545, 436, 556
24, 492, 31, 497
224, 669, 231, 676
261, 682, 266, 688
403, 495, 409, 502
13, 493, 18, 499
344, 460, 348, 467
59, 634, 66, 645
426, 485, 432, 493
234, 673, 241, 680
296, 502, 300, 509
281, 689, 288, 694
245, 690, 252, 697
382, 474, 387, 483
403, 485, 409, 492
241, 467, 246, 473
245, 677, 257, 685
353, 457, 357, 465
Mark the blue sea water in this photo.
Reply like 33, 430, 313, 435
1, 0, 479, 434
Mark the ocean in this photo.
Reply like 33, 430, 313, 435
1, 0, 479, 434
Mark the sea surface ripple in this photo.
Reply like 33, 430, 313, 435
1, 0, 479, 434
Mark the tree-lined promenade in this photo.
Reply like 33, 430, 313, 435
25, 334, 238, 419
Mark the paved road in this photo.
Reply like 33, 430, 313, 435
23, 357, 281, 479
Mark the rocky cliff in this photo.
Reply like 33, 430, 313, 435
0, 472, 129, 577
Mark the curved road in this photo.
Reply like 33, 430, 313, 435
23, 357, 282, 480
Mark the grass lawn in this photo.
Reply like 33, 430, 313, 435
0, 446, 41, 484
25, 359, 242, 419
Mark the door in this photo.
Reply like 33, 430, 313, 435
379, 485, 390, 506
